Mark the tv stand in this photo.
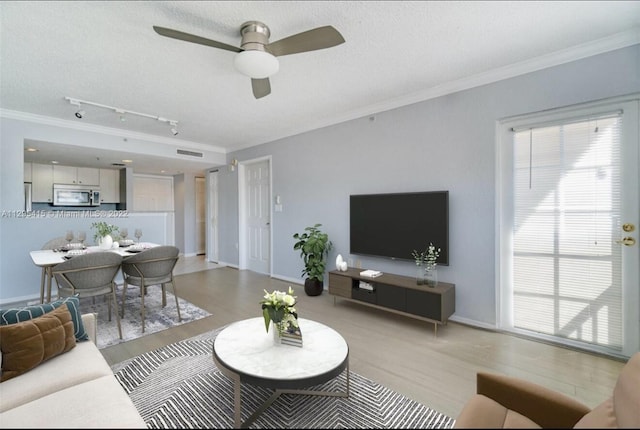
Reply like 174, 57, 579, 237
328, 268, 455, 336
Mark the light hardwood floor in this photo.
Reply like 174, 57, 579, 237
100, 259, 625, 420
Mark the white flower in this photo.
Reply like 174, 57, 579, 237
259, 286, 298, 333
412, 242, 441, 267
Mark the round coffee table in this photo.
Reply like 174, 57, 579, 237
213, 317, 350, 428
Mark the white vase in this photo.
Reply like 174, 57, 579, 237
424, 264, 438, 288
98, 234, 113, 250
271, 321, 283, 346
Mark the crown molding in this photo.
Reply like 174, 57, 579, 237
0, 108, 227, 155
232, 28, 640, 151
3, 28, 639, 154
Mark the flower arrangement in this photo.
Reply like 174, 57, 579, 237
91, 221, 119, 243
411, 243, 441, 268
260, 286, 299, 335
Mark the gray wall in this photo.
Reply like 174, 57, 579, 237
173, 172, 199, 256
1, 45, 638, 323
223, 44, 640, 327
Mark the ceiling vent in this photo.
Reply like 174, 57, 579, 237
177, 149, 203, 158
111, 163, 126, 167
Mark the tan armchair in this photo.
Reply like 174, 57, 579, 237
455, 352, 640, 428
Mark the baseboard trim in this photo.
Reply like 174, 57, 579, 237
269, 274, 304, 286
449, 315, 497, 331
217, 261, 238, 269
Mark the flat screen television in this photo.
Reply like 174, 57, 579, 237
350, 191, 449, 265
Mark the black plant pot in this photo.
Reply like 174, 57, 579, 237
304, 278, 324, 296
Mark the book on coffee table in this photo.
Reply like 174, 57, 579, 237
280, 323, 303, 347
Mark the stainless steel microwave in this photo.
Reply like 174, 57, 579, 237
52, 184, 100, 207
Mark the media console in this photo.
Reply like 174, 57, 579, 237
328, 267, 455, 336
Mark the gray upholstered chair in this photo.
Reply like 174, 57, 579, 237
52, 251, 123, 339
41, 237, 68, 250
120, 245, 181, 333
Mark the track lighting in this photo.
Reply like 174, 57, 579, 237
169, 121, 179, 136
64, 96, 179, 134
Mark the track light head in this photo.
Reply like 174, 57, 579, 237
75, 110, 85, 119
169, 121, 178, 136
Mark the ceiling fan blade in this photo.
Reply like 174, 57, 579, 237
251, 78, 271, 99
153, 26, 242, 53
267, 26, 345, 57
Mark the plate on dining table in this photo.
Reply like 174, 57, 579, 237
59, 245, 87, 252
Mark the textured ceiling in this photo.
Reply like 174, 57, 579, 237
2, 1, 639, 174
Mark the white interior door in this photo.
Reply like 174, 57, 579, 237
195, 177, 206, 255
244, 159, 271, 275
206, 170, 219, 263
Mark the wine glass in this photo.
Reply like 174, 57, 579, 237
65, 230, 74, 246
77, 231, 86, 246
120, 228, 128, 241
134, 228, 142, 243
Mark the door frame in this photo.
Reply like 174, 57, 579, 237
238, 156, 273, 274
496, 95, 639, 358
206, 169, 219, 263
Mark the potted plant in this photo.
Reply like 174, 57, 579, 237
293, 223, 333, 296
91, 221, 119, 249
411, 242, 441, 287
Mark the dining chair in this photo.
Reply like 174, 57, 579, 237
52, 251, 123, 339
36, 237, 72, 303
120, 245, 181, 333
41, 237, 68, 250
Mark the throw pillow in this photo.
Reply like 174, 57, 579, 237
0, 295, 88, 341
0, 304, 76, 382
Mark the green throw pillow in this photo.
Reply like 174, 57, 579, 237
0, 295, 89, 341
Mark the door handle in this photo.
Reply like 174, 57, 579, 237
615, 237, 636, 246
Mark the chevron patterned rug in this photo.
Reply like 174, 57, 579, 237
112, 329, 456, 429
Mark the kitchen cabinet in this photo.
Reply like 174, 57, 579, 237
99, 168, 120, 203
53, 165, 99, 185
32, 163, 54, 202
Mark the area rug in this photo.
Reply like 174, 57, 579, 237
112, 330, 456, 429
77, 286, 211, 349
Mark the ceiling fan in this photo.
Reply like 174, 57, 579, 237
153, 21, 345, 99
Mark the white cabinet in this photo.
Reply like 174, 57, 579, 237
78, 167, 100, 185
24, 162, 32, 182
99, 168, 120, 203
32, 163, 53, 202
53, 165, 99, 185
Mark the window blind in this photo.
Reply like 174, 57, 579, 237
512, 113, 623, 350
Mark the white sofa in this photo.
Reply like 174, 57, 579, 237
0, 313, 146, 428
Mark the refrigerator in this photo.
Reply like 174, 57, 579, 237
24, 182, 32, 211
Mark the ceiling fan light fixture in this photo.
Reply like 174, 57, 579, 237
233, 50, 279, 79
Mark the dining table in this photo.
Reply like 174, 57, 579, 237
29, 242, 158, 304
